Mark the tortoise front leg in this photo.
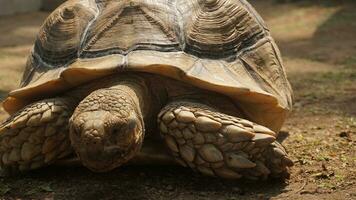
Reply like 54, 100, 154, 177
0, 97, 77, 175
158, 100, 293, 180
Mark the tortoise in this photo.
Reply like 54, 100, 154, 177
0, 0, 293, 179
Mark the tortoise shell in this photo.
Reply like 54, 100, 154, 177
3, 0, 293, 132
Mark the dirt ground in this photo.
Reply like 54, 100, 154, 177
0, 0, 355, 199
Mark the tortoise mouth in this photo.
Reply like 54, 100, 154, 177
70, 125, 131, 172
76, 144, 130, 172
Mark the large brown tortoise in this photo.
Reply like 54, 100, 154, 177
0, 0, 293, 179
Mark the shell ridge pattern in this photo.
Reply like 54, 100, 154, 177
80, 0, 181, 57
78, 0, 100, 55
172, 0, 185, 50
32, 0, 97, 68
181, 0, 266, 59
82, 1, 126, 53
238, 0, 268, 32
238, 38, 291, 108
269, 41, 293, 107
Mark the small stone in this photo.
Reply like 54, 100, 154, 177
223, 125, 254, 142
339, 131, 352, 141
165, 135, 179, 152
179, 145, 195, 162
214, 168, 242, 179
195, 116, 222, 132
252, 134, 275, 146
176, 111, 196, 123
198, 144, 223, 163
162, 112, 175, 123
226, 153, 256, 168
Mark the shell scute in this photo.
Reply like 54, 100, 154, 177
182, 0, 266, 58
34, 0, 96, 65
82, 0, 180, 56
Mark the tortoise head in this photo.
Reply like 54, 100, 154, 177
69, 88, 144, 172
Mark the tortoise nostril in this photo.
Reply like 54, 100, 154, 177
111, 127, 121, 135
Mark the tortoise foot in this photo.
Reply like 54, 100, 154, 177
0, 98, 75, 174
158, 101, 293, 180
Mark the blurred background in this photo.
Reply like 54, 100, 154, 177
0, 0, 355, 199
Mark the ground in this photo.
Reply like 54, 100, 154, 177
0, 0, 355, 199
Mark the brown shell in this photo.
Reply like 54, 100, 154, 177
34, 0, 96, 65
3, 0, 293, 132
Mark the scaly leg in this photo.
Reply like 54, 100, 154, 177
0, 97, 76, 174
158, 100, 293, 180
